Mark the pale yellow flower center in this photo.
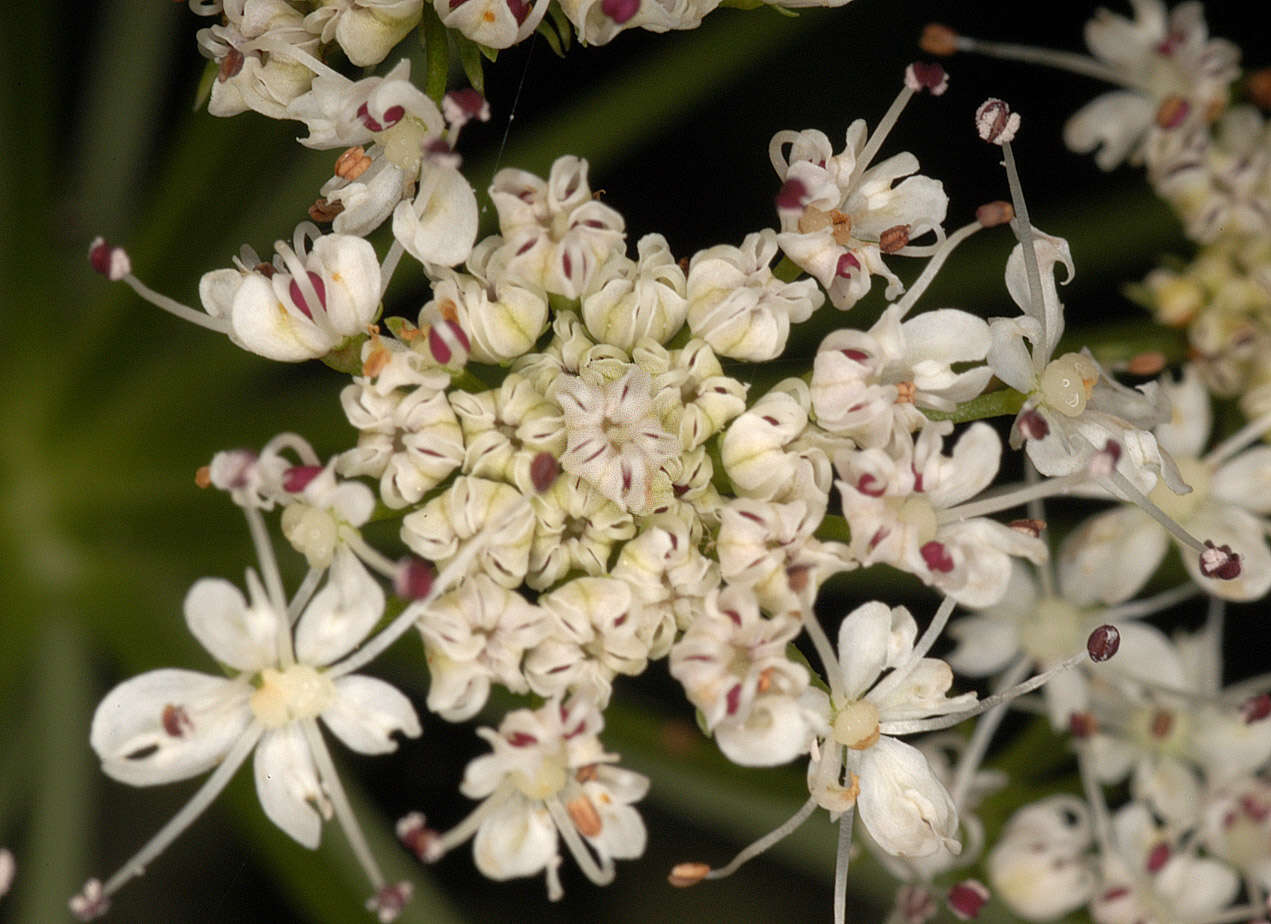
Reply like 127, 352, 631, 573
250, 665, 335, 728
1148, 455, 1210, 524
832, 700, 881, 750
1019, 597, 1086, 664
1039, 352, 1098, 417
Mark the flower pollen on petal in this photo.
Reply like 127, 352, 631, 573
1241, 694, 1271, 724
975, 98, 1019, 145
282, 465, 324, 493
947, 880, 990, 920
775, 178, 808, 212
920, 541, 955, 573
1199, 540, 1242, 580
1086, 625, 1120, 662
919, 23, 958, 56
161, 704, 193, 738
287, 272, 326, 319
601, 0, 640, 24
1144, 842, 1170, 873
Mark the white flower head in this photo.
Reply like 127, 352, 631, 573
986, 796, 1095, 921
489, 156, 626, 297
581, 233, 687, 351
200, 225, 381, 362
686, 229, 824, 361
424, 697, 648, 900
555, 366, 681, 515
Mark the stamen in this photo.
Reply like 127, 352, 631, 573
949, 32, 1130, 88
947, 880, 990, 920
545, 797, 615, 887
870, 597, 957, 703
936, 470, 1087, 523
1099, 468, 1207, 554
421, 784, 514, 860
89, 238, 233, 334
800, 603, 845, 702
891, 219, 985, 319
242, 505, 293, 663
668, 862, 711, 887
299, 719, 386, 891
91, 724, 263, 903
1203, 410, 1271, 467
949, 657, 1032, 808
695, 796, 820, 881
849, 79, 917, 188
284, 567, 324, 625
366, 882, 412, 922
833, 807, 856, 924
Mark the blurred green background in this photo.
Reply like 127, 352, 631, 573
1, 1, 1263, 921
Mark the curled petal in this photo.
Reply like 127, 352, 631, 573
254, 724, 327, 848
322, 674, 422, 754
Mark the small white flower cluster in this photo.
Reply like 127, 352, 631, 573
80, 4, 1271, 924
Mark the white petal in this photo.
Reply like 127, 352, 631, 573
322, 674, 421, 754
946, 616, 1019, 677
1212, 448, 1271, 514
294, 549, 386, 666
902, 310, 990, 366
392, 164, 478, 268
184, 577, 280, 672
857, 737, 959, 859
715, 695, 814, 767
91, 669, 252, 786
473, 797, 557, 880
1063, 91, 1154, 171
254, 724, 325, 848
836, 601, 892, 700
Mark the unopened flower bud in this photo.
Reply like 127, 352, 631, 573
668, 862, 711, 887
1200, 540, 1242, 580
948, 880, 990, 920
976, 201, 1014, 227
88, 237, 131, 281
919, 23, 958, 56
975, 99, 1020, 145
394, 557, 436, 601
905, 62, 949, 96
1087, 624, 1120, 662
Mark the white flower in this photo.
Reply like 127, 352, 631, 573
610, 516, 719, 638
771, 121, 948, 310
1062, 0, 1240, 170
426, 698, 648, 899
277, 460, 376, 571
1090, 803, 1239, 924
489, 156, 626, 297
986, 796, 1096, 921
81, 528, 419, 913
555, 366, 681, 515
986, 230, 1180, 491
837, 422, 1046, 607
401, 476, 535, 588
413, 574, 549, 721
720, 379, 833, 506
685, 229, 823, 361
805, 602, 976, 858
425, 247, 550, 365
450, 373, 566, 495
391, 161, 480, 269
810, 305, 993, 449
525, 577, 651, 706
526, 474, 635, 591
338, 381, 464, 509
637, 338, 747, 450
581, 234, 687, 351
197, 0, 318, 120
200, 227, 381, 362
435, 0, 550, 49
669, 585, 816, 766
304, 0, 424, 68
1059, 368, 1271, 602
716, 497, 851, 615
1200, 776, 1271, 891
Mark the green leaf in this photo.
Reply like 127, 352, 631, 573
418, 5, 451, 103
454, 33, 487, 95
